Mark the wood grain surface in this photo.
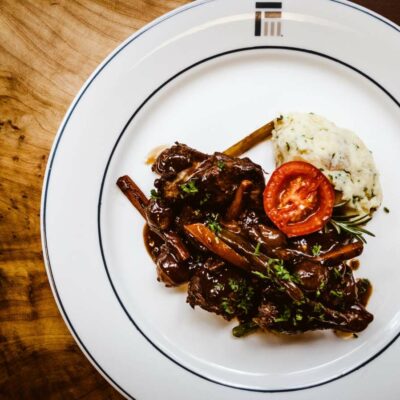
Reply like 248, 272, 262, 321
0, 1, 398, 399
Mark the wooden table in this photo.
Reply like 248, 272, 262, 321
0, 1, 399, 399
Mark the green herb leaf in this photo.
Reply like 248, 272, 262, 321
236, 286, 255, 314
313, 303, 324, 313
150, 189, 160, 199
252, 271, 269, 280
180, 180, 199, 195
269, 258, 299, 283
220, 298, 234, 315
329, 213, 375, 243
330, 289, 344, 298
217, 160, 225, 171
213, 283, 225, 292
333, 267, 342, 279
295, 313, 303, 321
228, 279, 239, 292
312, 244, 322, 256
253, 242, 261, 256
206, 213, 222, 234
232, 321, 258, 338
274, 306, 291, 323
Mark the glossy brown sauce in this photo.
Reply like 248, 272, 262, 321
358, 279, 373, 307
143, 224, 163, 262
334, 330, 358, 339
349, 259, 360, 270
145, 145, 169, 165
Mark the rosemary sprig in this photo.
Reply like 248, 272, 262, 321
333, 199, 349, 208
329, 213, 375, 243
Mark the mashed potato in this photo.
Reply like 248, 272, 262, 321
272, 113, 382, 214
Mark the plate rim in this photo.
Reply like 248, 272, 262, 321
41, 1, 400, 399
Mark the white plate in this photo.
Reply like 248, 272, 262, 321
41, 1, 400, 399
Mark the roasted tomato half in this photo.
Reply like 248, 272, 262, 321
263, 161, 335, 237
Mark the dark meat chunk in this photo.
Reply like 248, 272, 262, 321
288, 226, 355, 257
323, 303, 373, 333
238, 209, 267, 229
293, 261, 328, 292
187, 265, 259, 321
156, 244, 190, 286
145, 199, 173, 231
152, 143, 207, 177
191, 153, 265, 208
322, 263, 358, 307
245, 224, 288, 257
155, 149, 265, 208
315, 242, 363, 266
174, 205, 205, 232
256, 224, 287, 248
343, 304, 374, 332
254, 298, 373, 334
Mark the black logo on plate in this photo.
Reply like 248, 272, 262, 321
255, 2, 283, 37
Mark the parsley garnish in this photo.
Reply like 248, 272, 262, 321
217, 160, 225, 171
330, 289, 344, 298
252, 258, 299, 284
311, 244, 322, 256
213, 283, 225, 292
228, 279, 239, 292
220, 283, 255, 316
274, 306, 291, 323
220, 298, 234, 315
316, 281, 326, 298
270, 258, 299, 283
237, 286, 255, 314
313, 303, 324, 313
206, 213, 222, 234
150, 189, 160, 199
253, 242, 261, 256
180, 181, 198, 195
252, 270, 269, 280
333, 267, 342, 279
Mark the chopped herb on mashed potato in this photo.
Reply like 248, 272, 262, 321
272, 113, 382, 214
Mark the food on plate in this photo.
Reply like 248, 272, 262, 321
117, 114, 378, 338
273, 113, 382, 214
